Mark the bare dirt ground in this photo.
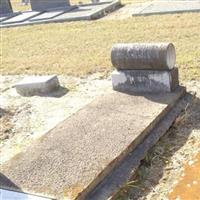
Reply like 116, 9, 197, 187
114, 81, 200, 200
1, 75, 200, 199
0, 74, 111, 164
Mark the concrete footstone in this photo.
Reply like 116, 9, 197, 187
15, 75, 60, 96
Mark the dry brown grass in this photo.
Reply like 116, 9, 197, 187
1, 13, 200, 80
10, 0, 147, 12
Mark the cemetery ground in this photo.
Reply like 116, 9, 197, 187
0, 4, 200, 200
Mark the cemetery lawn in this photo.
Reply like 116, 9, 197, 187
1, 13, 200, 81
10, 0, 147, 12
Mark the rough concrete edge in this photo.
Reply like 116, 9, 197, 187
0, 0, 121, 28
75, 86, 186, 200
84, 88, 188, 200
170, 67, 179, 91
89, 0, 122, 20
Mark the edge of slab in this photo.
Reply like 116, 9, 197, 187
0, 189, 55, 200
84, 88, 188, 200
75, 86, 186, 200
0, 86, 186, 200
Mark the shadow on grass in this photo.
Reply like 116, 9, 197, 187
113, 93, 200, 200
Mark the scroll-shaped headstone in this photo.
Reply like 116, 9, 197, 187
30, 0, 71, 11
111, 43, 176, 70
0, 0, 13, 15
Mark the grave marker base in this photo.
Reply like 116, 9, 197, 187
112, 68, 179, 93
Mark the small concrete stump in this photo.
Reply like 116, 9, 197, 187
112, 68, 179, 93
15, 75, 60, 96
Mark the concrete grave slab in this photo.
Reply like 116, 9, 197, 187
2, 11, 41, 24
112, 68, 179, 93
0, 0, 121, 28
132, 0, 200, 16
0, 0, 13, 16
29, 5, 77, 21
1, 87, 185, 199
15, 75, 60, 96
0, 13, 21, 22
29, 10, 66, 21
51, 0, 121, 20
0, 189, 52, 200
30, 0, 71, 11
85, 89, 188, 200
0, 15, 10, 21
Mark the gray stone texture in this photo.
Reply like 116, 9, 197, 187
29, 10, 66, 21
0, 0, 13, 15
132, 0, 200, 16
85, 87, 186, 200
3, 11, 40, 23
30, 0, 71, 11
15, 75, 60, 96
111, 43, 176, 70
111, 68, 179, 93
1, 88, 185, 200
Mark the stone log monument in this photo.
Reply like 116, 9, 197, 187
111, 43, 179, 93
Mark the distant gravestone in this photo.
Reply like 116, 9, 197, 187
30, 0, 71, 11
0, 0, 13, 16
